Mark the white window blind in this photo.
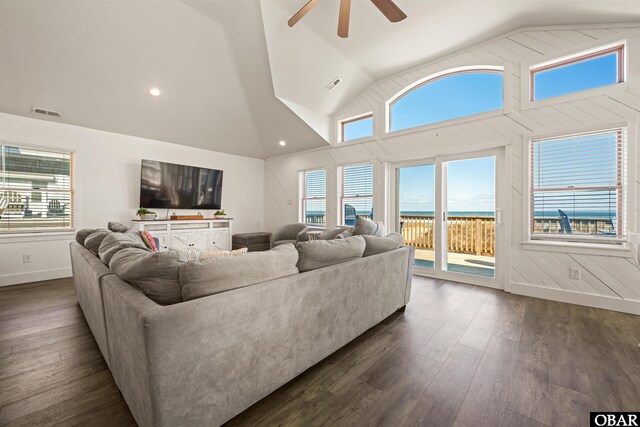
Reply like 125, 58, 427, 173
0, 143, 74, 232
300, 169, 326, 226
530, 128, 626, 243
339, 163, 373, 226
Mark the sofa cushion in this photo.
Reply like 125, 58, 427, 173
110, 248, 183, 305
317, 226, 350, 240
335, 228, 354, 239
362, 233, 403, 257
273, 239, 296, 247
296, 235, 365, 272
84, 230, 111, 255
179, 244, 299, 301
232, 232, 270, 245
169, 247, 248, 262
107, 221, 129, 233
76, 228, 98, 245
98, 232, 149, 266
353, 217, 385, 237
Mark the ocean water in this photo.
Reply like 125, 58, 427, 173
401, 211, 615, 218
307, 210, 616, 218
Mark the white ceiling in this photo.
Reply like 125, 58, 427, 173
0, 0, 327, 158
1, 0, 639, 159
262, 0, 640, 118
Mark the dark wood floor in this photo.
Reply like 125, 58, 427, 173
1, 277, 639, 427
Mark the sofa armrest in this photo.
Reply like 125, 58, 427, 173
102, 275, 161, 427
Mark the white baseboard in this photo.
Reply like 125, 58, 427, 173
510, 282, 640, 315
0, 267, 72, 287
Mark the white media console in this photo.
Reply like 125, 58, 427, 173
133, 218, 233, 251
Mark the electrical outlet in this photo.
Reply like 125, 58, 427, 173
569, 267, 581, 280
23, 254, 32, 263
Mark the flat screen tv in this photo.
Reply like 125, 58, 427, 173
139, 159, 223, 210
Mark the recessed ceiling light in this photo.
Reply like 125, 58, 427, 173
149, 87, 161, 96
279, 140, 286, 146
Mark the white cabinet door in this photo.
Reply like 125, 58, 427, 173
191, 233, 210, 252
170, 232, 192, 251
210, 230, 229, 251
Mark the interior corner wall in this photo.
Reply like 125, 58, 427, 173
0, 113, 265, 286
264, 23, 640, 314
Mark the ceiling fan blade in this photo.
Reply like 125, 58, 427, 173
370, 0, 407, 22
337, 0, 351, 38
288, 0, 320, 27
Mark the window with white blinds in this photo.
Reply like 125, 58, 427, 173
0, 143, 74, 233
339, 163, 373, 226
530, 128, 626, 243
300, 169, 326, 226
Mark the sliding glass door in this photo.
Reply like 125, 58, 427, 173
397, 164, 436, 272
392, 148, 505, 288
444, 156, 495, 278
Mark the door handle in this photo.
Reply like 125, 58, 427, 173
496, 210, 502, 225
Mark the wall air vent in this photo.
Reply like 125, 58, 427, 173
325, 77, 342, 91
31, 107, 62, 118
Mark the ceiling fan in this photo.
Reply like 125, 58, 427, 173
288, 0, 407, 38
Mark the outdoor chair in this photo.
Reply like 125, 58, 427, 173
344, 204, 357, 226
558, 209, 572, 234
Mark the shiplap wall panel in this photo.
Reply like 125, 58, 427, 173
265, 24, 640, 310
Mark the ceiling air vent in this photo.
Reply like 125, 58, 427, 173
31, 107, 62, 118
325, 77, 342, 91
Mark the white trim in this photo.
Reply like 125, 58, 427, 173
383, 109, 505, 141
0, 267, 72, 287
510, 282, 640, 315
521, 240, 633, 257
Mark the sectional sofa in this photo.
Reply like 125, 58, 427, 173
70, 228, 415, 426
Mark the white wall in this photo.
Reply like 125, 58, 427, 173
265, 23, 640, 314
0, 113, 265, 286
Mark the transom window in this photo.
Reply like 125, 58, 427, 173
387, 67, 503, 133
529, 128, 626, 244
338, 163, 373, 226
339, 113, 373, 143
530, 43, 625, 101
0, 143, 74, 233
300, 169, 326, 226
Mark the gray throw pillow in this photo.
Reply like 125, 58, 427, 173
98, 232, 149, 266
179, 244, 299, 301
296, 235, 365, 272
317, 226, 350, 240
362, 233, 402, 257
107, 221, 129, 233
84, 230, 111, 255
76, 228, 98, 245
335, 228, 354, 239
353, 217, 385, 236
110, 248, 183, 305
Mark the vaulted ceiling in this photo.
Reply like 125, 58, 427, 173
1, 0, 639, 158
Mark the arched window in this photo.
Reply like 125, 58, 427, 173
387, 66, 504, 133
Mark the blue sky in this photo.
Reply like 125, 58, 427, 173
399, 158, 495, 213
392, 72, 503, 132
395, 57, 618, 214
534, 52, 618, 100
343, 116, 373, 141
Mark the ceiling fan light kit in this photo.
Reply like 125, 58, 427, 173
288, 0, 407, 38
